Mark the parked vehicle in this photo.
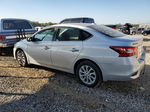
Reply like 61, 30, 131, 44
105, 25, 117, 30
142, 29, 150, 36
14, 23, 145, 87
0, 18, 36, 55
130, 27, 145, 35
60, 17, 95, 24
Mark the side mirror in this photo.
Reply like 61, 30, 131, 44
27, 36, 34, 42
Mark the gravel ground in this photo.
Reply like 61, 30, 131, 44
0, 35, 150, 112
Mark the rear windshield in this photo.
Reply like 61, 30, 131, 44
3, 20, 32, 30
88, 25, 126, 37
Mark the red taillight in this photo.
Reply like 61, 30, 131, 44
0, 35, 3, 41
110, 46, 138, 57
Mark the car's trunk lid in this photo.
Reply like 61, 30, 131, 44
115, 35, 143, 59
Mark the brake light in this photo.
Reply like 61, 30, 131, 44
0, 35, 3, 41
110, 46, 138, 57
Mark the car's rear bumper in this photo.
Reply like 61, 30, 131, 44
103, 60, 145, 81
101, 50, 146, 81
0, 43, 14, 47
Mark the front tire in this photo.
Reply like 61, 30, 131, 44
16, 50, 28, 67
76, 60, 103, 87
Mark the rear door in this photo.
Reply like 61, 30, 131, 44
51, 27, 91, 70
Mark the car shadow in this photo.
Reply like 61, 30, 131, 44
144, 46, 150, 53
99, 64, 150, 96
0, 47, 13, 56
143, 38, 150, 41
0, 64, 150, 111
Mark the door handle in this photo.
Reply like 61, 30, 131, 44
71, 48, 79, 52
44, 46, 50, 50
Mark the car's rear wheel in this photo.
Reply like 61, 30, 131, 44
143, 32, 148, 36
16, 50, 28, 67
132, 31, 136, 35
76, 60, 102, 87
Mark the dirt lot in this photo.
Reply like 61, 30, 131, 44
0, 35, 150, 112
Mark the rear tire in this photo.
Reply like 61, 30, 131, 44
16, 50, 28, 67
143, 32, 148, 36
0, 48, 2, 56
76, 60, 103, 87
132, 31, 136, 35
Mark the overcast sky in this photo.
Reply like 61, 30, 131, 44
1, 0, 150, 24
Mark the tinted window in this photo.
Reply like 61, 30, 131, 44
83, 18, 94, 23
81, 30, 92, 40
34, 29, 55, 41
57, 28, 81, 41
3, 20, 32, 30
89, 25, 126, 37
57, 27, 91, 41
61, 20, 70, 24
70, 19, 83, 23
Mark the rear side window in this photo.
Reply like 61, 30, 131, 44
3, 20, 32, 30
89, 25, 126, 37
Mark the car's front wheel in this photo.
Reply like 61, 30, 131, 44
16, 49, 28, 67
76, 60, 102, 87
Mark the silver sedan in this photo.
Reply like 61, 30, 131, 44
13, 24, 145, 87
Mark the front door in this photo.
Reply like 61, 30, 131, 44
26, 28, 55, 66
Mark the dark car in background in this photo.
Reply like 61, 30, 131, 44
105, 25, 117, 30
0, 18, 36, 55
60, 17, 95, 24
142, 29, 150, 36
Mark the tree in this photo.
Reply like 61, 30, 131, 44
30, 21, 57, 27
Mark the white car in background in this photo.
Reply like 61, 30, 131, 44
14, 23, 145, 87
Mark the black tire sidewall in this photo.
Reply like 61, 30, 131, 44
16, 50, 28, 67
132, 32, 136, 35
76, 60, 102, 87
143, 32, 147, 36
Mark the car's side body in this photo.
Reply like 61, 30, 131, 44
14, 24, 145, 86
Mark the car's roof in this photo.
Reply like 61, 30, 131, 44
0, 18, 29, 21
45, 23, 96, 29
62, 17, 94, 20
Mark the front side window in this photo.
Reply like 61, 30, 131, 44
33, 29, 55, 41
3, 20, 32, 30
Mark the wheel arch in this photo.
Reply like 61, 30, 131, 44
15, 48, 29, 63
74, 58, 103, 80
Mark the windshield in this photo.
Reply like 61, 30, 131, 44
88, 25, 126, 37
